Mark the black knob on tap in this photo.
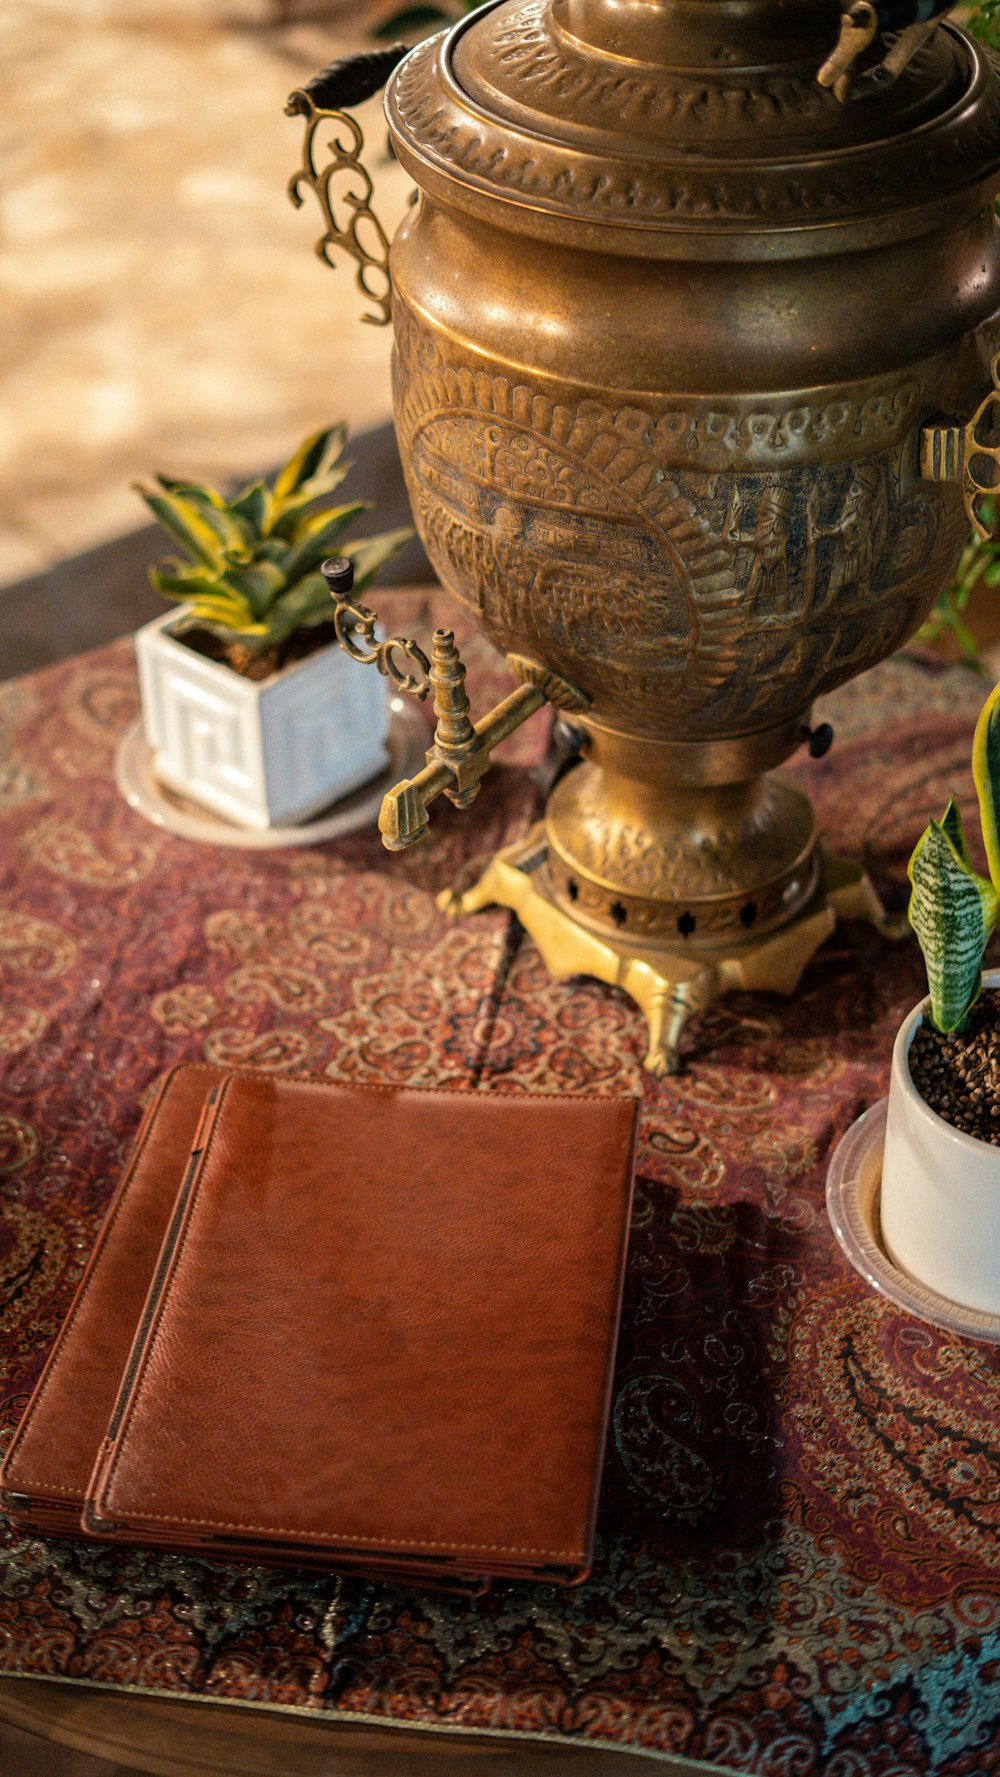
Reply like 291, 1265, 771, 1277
321, 556, 355, 599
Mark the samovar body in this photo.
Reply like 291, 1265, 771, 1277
290, 0, 1000, 1067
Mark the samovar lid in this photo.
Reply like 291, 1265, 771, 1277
386, 0, 1000, 256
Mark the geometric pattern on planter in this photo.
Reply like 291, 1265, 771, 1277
135, 610, 389, 829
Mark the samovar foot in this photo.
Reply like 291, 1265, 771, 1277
442, 827, 906, 1073
628, 978, 713, 1078
437, 829, 550, 923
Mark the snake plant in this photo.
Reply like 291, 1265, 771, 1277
135, 424, 410, 664
908, 682, 1000, 1030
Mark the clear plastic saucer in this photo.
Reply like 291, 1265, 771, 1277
114, 701, 426, 851
826, 1099, 1000, 1343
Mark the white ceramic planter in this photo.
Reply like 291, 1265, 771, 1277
135, 610, 389, 830
881, 969, 1000, 1315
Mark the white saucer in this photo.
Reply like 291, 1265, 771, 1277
826, 1099, 1000, 1343
114, 701, 427, 851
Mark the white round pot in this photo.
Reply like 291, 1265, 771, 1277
881, 970, 1000, 1315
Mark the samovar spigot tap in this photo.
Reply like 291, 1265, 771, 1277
320, 558, 590, 852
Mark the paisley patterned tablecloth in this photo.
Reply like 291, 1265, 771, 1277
0, 603, 998, 1775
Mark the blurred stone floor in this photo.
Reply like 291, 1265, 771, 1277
0, 0, 421, 674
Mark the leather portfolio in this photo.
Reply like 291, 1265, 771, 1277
1, 1062, 224, 1536
82, 1074, 639, 1587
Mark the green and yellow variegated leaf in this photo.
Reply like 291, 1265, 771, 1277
215, 560, 287, 621
279, 501, 369, 584
940, 793, 974, 869
267, 464, 354, 539
149, 561, 218, 600
136, 486, 231, 570
229, 479, 273, 539
264, 574, 332, 643
139, 422, 412, 647
172, 599, 263, 634
908, 812, 999, 1032
176, 487, 255, 562
272, 423, 347, 503
973, 678, 1000, 889
255, 538, 288, 566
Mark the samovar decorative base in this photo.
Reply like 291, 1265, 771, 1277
440, 832, 904, 1076
315, 564, 909, 1073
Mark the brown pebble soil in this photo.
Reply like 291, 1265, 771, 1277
909, 987, 1000, 1145
180, 621, 339, 682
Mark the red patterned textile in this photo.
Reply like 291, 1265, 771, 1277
0, 599, 998, 1774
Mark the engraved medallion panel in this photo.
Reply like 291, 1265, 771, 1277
393, 314, 965, 742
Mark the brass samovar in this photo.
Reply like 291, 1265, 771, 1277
287, 0, 1000, 1072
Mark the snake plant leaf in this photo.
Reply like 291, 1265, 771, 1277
146, 482, 256, 564
267, 465, 354, 539
173, 487, 256, 563
940, 793, 974, 869
272, 423, 348, 503
149, 564, 221, 600
170, 592, 262, 632
972, 678, 1000, 889
215, 560, 288, 621
343, 528, 412, 591
280, 501, 370, 584
254, 538, 289, 566
229, 479, 273, 539
908, 812, 999, 1033
265, 573, 335, 640
151, 564, 263, 632
136, 486, 232, 570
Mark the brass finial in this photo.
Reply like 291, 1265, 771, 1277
428, 630, 479, 808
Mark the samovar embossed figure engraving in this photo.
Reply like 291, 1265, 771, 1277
288, 0, 1000, 1073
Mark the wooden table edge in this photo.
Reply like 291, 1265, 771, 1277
0, 1676, 737, 1777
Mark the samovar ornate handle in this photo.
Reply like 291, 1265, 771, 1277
285, 47, 409, 326
818, 2, 955, 104
920, 353, 1000, 541
321, 559, 590, 852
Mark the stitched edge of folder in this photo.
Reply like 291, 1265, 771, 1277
5, 1062, 338, 1496
0, 1064, 225, 1496
90, 1519, 588, 1561
97, 1076, 638, 1563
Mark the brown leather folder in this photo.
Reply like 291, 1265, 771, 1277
82, 1074, 639, 1588
1, 1062, 224, 1537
